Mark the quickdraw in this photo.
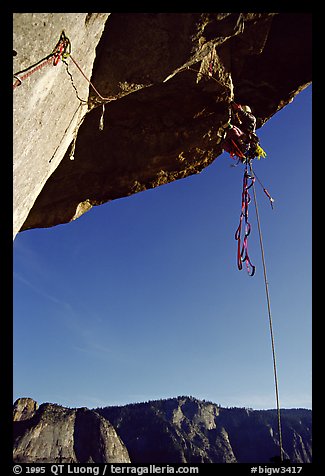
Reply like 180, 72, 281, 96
235, 167, 256, 276
13, 29, 117, 107
52, 30, 71, 65
13, 31, 71, 89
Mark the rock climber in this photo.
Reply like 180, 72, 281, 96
218, 102, 266, 162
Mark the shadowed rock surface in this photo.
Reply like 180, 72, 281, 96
13, 13, 311, 237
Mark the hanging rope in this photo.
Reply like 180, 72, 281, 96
253, 169, 275, 210
67, 54, 116, 103
249, 160, 284, 462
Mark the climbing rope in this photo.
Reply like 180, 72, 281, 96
253, 169, 275, 209
233, 156, 283, 460
67, 54, 116, 103
13, 56, 55, 89
13, 31, 70, 89
249, 160, 284, 462
13, 31, 117, 105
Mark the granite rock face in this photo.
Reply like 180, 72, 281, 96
13, 399, 130, 463
98, 396, 312, 463
13, 396, 312, 463
13, 397, 39, 422
13, 13, 110, 238
13, 13, 312, 236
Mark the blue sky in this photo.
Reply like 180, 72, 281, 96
13, 85, 312, 410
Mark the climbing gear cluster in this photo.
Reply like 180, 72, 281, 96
235, 163, 275, 276
13, 30, 116, 105
220, 102, 267, 163
52, 30, 71, 65
235, 167, 256, 276
13, 30, 119, 142
13, 31, 71, 89
219, 101, 274, 276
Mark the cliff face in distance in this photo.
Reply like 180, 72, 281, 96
13, 396, 312, 464
97, 396, 312, 464
13, 398, 130, 464
13, 13, 312, 237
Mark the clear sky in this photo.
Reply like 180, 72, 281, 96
13, 85, 312, 411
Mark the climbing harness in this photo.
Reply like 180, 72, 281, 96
222, 102, 267, 163
224, 131, 267, 164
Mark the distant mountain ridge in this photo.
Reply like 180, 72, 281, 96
96, 396, 312, 463
13, 396, 312, 463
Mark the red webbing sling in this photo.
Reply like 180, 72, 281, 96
235, 168, 256, 276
